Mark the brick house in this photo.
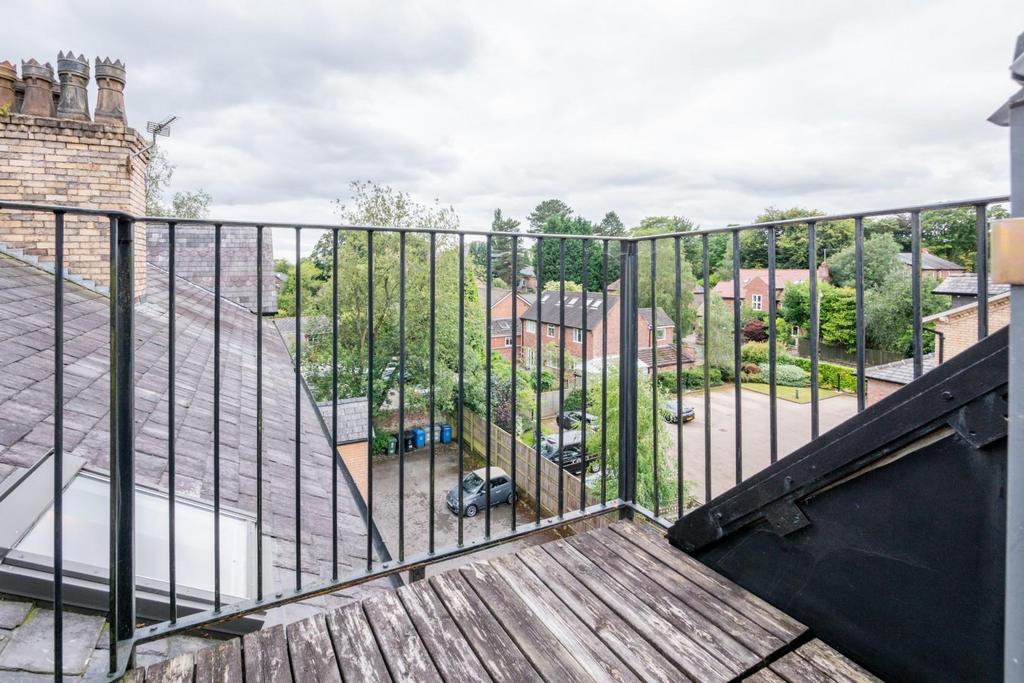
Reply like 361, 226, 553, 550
518, 290, 692, 375
479, 286, 534, 361
713, 265, 830, 312
897, 250, 966, 280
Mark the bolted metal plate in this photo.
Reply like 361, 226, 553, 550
991, 218, 1024, 284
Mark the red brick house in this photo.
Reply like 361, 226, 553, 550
713, 265, 830, 312
518, 291, 693, 375
479, 285, 534, 361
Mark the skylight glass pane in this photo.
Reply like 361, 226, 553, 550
16, 475, 253, 600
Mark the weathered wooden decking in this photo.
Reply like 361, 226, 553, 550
125, 521, 879, 682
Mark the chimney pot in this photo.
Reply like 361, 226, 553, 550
93, 57, 127, 126
20, 59, 55, 117
0, 61, 15, 112
56, 51, 90, 121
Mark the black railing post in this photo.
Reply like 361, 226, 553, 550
617, 240, 639, 510
109, 214, 135, 662
996, 30, 1024, 682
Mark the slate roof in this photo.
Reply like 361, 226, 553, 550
0, 253, 384, 617
639, 307, 674, 328
491, 316, 518, 336
637, 345, 695, 368
931, 273, 1010, 297
520, 290, 618, 330
863, 352, 937, 385
318, 397, 370, 445
897, 252, 965, 271
147, 223, 280, 314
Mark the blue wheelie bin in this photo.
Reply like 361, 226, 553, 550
413, 427, 426, 449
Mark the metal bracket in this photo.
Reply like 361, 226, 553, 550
763, 500, 811, 537
947, 392, 1009, 450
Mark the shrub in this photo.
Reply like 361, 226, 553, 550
741, 341, 796, 366
715, 364, 735, 383
759, 362, 809, 387
788, 357, 858, 392
742, 362, 761, 374
742, 319, 768, 342
740, 370, 764, 383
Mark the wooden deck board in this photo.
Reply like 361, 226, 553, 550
138, 521, 877, 683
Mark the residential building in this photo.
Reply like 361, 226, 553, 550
518, 290, 692, 375
931, 272, 1010, 308
897, 250, 965, 279
713, 265, 829, 311
479, 286, 534, 361
516, 265, 538, 291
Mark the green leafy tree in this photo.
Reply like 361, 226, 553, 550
535, 214, 619, 290
598, 211, 626, 236
819, 286, 857, 350
144, 146, 212, 218
488, 209, 523, 286
826, 233, 901, 289
780, 281, 810, 332
170, 190, 212, 219
527, 199, 573, 232
920, 205, 1008, 271
865, 272, 949, 354
274, 258, 323, 318
696, 293, 734, 368
636, 231, 696, 331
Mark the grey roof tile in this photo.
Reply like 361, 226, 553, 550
863, 353, 937, 385
931, 273, 1010, 296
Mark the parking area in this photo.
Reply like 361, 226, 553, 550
371, 442, 563, 578
666, 386, 858, 506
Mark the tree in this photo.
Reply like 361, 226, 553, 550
819, 286, 857, 350
598, 211, 625, 236
636, 232, 697, 332
274, 258, 323, 318
697, 293, 734, 368
780, 281, 810, 332
742, 319, 768, 342
144, 146, 213, 218
920, 205, 1008, 271
864, 215, 912, 250
488, 209, 523, 286
527, 199, 573, 232
540, 280, 583, 292
171, 190, 211, 219
865, 272, 949, 354
826, 233, 901, 289
534, 214, 619, 291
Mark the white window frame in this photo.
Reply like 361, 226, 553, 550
572, 328, 584, 344
504, 336, 513, 347
752, 294, 763, 311
656, 327, 667, 341
546, 323, 556, 338
525, 320, 536, 334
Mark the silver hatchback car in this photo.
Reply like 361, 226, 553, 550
446, 467, 515, 517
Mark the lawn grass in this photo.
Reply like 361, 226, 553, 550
741, 382, 845, 403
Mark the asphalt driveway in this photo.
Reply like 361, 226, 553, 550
371, 442, 562, 577
666, 386, 858, 508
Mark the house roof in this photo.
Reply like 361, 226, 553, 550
637, 345, 695, 368
923, 290, 1012, 324
897, 252, 965, 271
639, 307, 675, 328
317, 397, 371, 445
0, 253, 384, 612
715, 268, 822, 299
931, 273, 1010, 297
863, 353, 937, 385
519, 290, 618, 330
491, 316, 518, 336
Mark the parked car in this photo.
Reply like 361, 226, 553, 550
446, 467, 515, 518
661, 399, 695, 423
555, 411, 599, 430
540, 430, 598, 475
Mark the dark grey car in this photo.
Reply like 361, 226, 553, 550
446, 467, 515, 517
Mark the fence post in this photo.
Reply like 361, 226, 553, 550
108, 215, 135, 669
994, 30, 1024, 682
617, 240, 639, 512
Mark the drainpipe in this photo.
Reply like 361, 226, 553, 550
992, 29, 1024, 682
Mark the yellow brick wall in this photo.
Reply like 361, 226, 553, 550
932, 296, 1011, 360
0, 113, 150, 295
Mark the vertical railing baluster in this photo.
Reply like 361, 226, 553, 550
292, 226, 301, 591
109, 214, 135, 672
510, 235, 519, 528
398, 232, 406, 560
854, 217, 866, 412
808, 221, 820, 440
675, 235, 684, 516
617, 241, 639, 508
731, 230, 742, 485
580, 240, 589, 513
768, 227, 778, 464
976, 204, 989, 340
911, 211, 923, 378
557, 238, 566, 517
53, 210, 64, 680
485, 236, 493, 537
649, 239, 659, 517
429, 232, 437, 552
535, 238, 543, 523
167, 220, 177, 621
214, 223, 222, 609
255, 226, 264, 599
702, 234, 711, 504
366, 230, 375, 571
457, 234, 465, 547
331, 228, 339, 579
601, 240, 609, 506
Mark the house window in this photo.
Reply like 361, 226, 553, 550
572, 328, 584, 344
525, 320, 536, 334
546, 324, 556, 338
656, 327, 667, 341
752, 294, 763, 311
504, 336, 513, 347
524, 348, 535, 367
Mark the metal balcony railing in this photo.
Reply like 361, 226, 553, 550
0, 189, 1018, 679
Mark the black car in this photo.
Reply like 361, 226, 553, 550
540, 430, 599, 475
555, 411, 599, 430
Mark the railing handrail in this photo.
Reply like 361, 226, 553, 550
1, 194, 1010, 244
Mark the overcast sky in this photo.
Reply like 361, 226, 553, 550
12, 1, 1024, 243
